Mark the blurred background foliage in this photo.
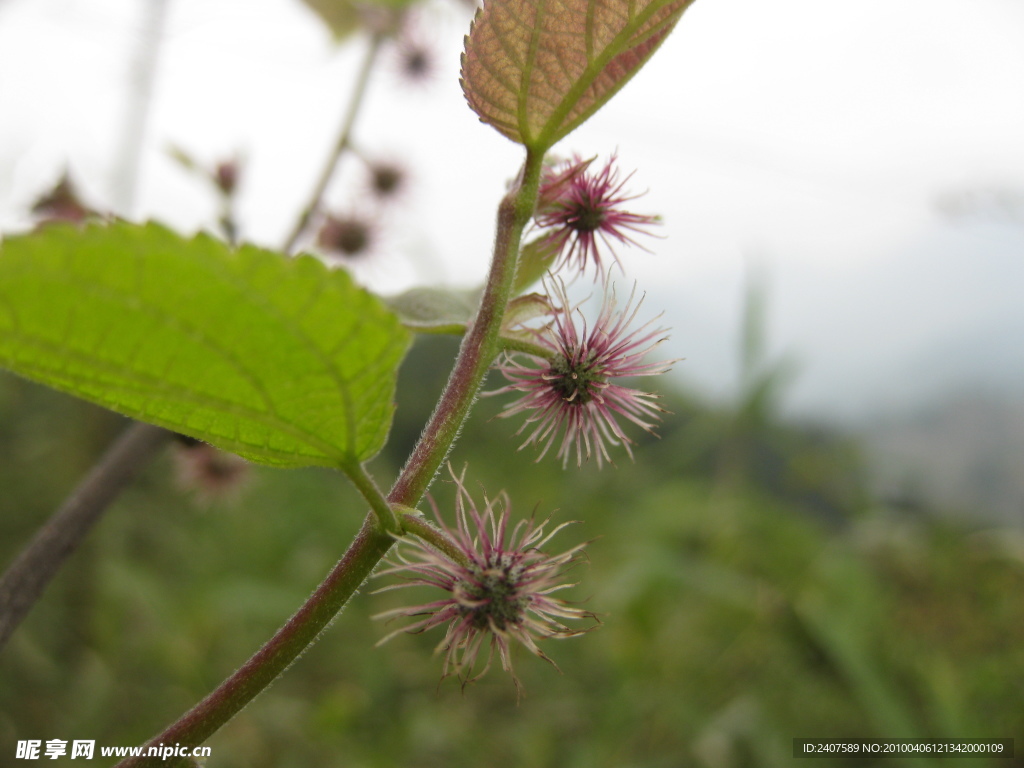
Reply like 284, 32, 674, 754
2, 0, 1022, 764
2, 326, 1022, 768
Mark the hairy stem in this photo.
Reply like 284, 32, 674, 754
500, 335, 554, 359
117, 148, 546, 767
399, 511, 471, 567
282, 32, 385, 255
0, 422, 171, 652
344, 462, 400, 534
120, 515, 392, 767
389, 150, 546, 504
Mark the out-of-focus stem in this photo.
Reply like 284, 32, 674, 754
281, 33, 385, 255
0, 422, 171, 652
113, 0, 170, 216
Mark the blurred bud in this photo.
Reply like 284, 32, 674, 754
398, 42, 433, 81
214, 160, 240, 197
317, 212, 375, 258
169, 145, 243, 198
368, 160, 406, 200
358, 5, 404, 37
30, 172, 100, 225
390, 18, 436, 86
173, 441, 250, 505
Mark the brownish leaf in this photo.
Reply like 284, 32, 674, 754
461, 0, 698, 150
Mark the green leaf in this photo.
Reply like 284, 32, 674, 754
503, 292, 551, 330
513, 235, 560, 294
461, 0, 698, 150
383, 285, 480, 333
298, 0, 362, 41
298, 0, 417, 41
0, 222, 410, 468
500, 293, 553, 346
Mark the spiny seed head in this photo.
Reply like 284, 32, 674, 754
459, 559, 529, 630
534, 154, 659, 281
374, 466, 596, 695
492, 276, 678, 469
547, 352, 602, 406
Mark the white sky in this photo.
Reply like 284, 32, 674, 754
2, 0, 1024, 418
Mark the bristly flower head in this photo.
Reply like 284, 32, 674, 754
534, 155, 659, 281
374, 467, 596, 694
494, 276, 677, 468
317, 212, 375, 259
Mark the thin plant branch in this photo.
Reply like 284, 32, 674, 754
344, 461, 401, 534
500, 334, 553, 359
399, 511, 472, 567
0, 422, 171, 651
282, 32, 386, 255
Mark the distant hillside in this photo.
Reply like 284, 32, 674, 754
859, 391, 1024, 526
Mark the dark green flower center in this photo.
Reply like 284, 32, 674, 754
549, 354, 603, 407
459, 559, 528, 631
569, 201, 606, 233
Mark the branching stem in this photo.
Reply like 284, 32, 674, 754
398, 510, 472, 568
116, 148, 547, 768
344, 462, 400, 534
389, 150, 546, 504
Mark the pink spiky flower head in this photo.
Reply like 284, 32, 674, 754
534, 155, 659, 281
374, 467, 595, 694
494, 276, 677, 468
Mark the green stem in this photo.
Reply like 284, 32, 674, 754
281, 32, 385, 255
344, 462, 400, 534
399, 511, 471, 568
402, 322, 468, 336
116, 148, 547, 768
388, 148, 547, 505
500, 335, 553, 359
117, 516, 392, 768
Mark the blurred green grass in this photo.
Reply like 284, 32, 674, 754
2, 336, 1022, 767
